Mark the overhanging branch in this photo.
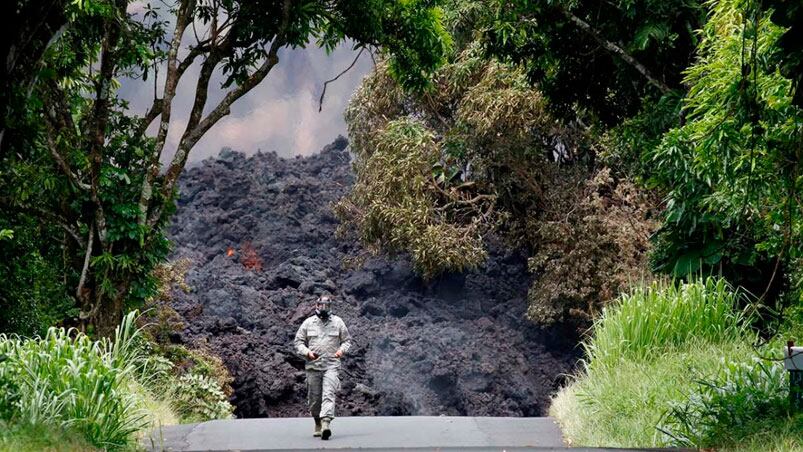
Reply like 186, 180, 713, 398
319, 47, 364, 112
562, 9, 672, 94
149, 0, 294, 227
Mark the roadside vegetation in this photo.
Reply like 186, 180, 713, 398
338, 0, 803, 449
551, 277, 802, 450
0, 308, 234, 451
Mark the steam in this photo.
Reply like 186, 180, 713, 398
118, 37, 372, 162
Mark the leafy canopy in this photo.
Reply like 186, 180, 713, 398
648, 0, 802, 294
0, 0, 452, 335
486, 0, 704, 124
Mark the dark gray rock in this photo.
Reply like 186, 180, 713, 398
360, 302, 384, 317
388, 304, 409, 318
168, 136, 579, 419
343, 271, 378, 296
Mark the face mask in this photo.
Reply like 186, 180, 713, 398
316, 308, 330, 320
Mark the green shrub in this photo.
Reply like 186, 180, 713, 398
138, 258, 235, 421
170, 373, 233, 423
660, 357, 794, 448
138, 262, 236, 423
139, 353, 175, 390
140, 343, 235, 423
0, 312, 147, 449
585, 277, 747, 371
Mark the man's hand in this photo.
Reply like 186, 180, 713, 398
307, 351, 317, 360
335, 350, 343, 358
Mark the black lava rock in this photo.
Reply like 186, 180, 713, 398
168, 137, 579, 418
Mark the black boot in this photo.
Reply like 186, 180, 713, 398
320, 418, 331, 440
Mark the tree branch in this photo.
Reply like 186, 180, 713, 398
41, 81, 90, 190
134, 43, 208, 137
149, 0, 294, 227
562, 9, 672, 94
152, 0, 195, 155
76, 224, 94, 302
184, 49, 223, 139
44, 126, 90, 190
319, 48, 364, 112
135, 98, 163, 137
0, 199, 85, 247
43, 79, 79, 140
137, 0, 195, 226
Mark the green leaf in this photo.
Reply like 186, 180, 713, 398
673, 251, 703, 276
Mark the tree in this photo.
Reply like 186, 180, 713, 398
337, 0, 659, 328
486, 0, 704, 124
647, 0, 802, 304
486, 0, 801, 307
0, 0, 451, 335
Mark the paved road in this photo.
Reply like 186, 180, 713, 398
146, 416, 572, 451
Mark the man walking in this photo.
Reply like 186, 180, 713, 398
294, 294, 352, 440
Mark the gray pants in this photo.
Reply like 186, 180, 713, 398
306, 368, 340, 420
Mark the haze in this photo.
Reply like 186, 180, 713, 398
119, 42, 372, 163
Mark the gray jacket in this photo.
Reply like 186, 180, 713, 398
294, 315, 352, 370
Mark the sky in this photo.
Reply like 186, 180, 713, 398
118, 29, 373, 162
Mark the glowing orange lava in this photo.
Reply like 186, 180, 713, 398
241, 242, 263, 271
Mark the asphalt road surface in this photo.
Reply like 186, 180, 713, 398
146, 416, 573, 451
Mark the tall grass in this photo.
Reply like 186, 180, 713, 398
551, 277, 801, 451
552, 341, 756, 448
0, 312, 148, 449
584, 277, 747, 371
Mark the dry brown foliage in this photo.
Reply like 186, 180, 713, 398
140, 258, 191, 343
339, 39, 659, 325
334, 118, 487, 278
527, 168, 660, 326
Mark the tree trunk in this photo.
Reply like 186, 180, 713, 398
79, 259, 134, 337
